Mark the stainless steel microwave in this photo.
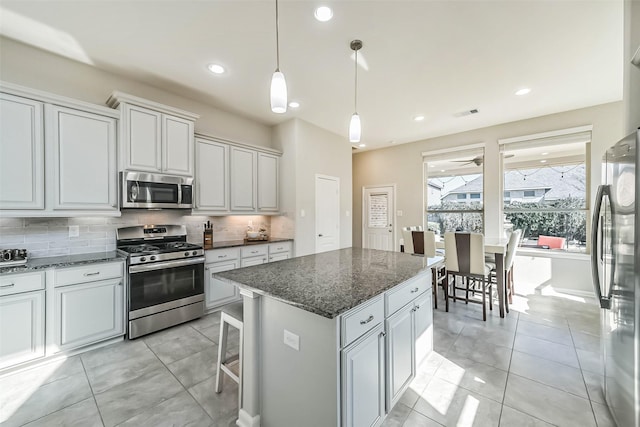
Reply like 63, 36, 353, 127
120, 172, 193, 209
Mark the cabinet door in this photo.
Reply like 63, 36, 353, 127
385, 303, 415, 409
230, 146, 256, 211
0, 291, 44, 369
123, 104, 162, 172
50, 105, 117, 210
257, 152, 279, 212
0, 93, 44, 209
342, 324, 385, 427
195, 139, 229, 211
205, 260, 240, 309
414, 292, 433, 367
54, 278, 124, 352
269, 252, 290, 262
162, 115, 194, 176
241, 256, 268, 267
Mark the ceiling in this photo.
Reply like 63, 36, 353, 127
0, 0, 624, 152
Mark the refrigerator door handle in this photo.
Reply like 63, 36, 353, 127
591, 184, 611, 309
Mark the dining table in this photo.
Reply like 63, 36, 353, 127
413, 231, 510, 317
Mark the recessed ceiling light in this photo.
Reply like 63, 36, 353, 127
540, 160, 547, 163
207, 64, 225, 74
314, 6, 333, 22
541, 152, 549, 155
413, 115, 425, 122
515, 88, 531, 96
389, 140, 396, 144
440, 169, 446, 172
358, 143, 366, 148
288, 101, 300, 108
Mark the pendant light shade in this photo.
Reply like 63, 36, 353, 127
349, 40, 363, 142
349, 113, 361, 143
270, 70, 287, 114
270, 0, 287, 114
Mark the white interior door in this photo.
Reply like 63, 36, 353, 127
315, 175, 340, 253
363, 186, 395, 251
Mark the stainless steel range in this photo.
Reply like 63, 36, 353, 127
117, 225, 204, 339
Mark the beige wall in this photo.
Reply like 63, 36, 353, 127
273, 118, 352, 256
353, 102, 624, 251
0, 37, 272, 148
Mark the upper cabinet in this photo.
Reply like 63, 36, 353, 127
107, 92, 198, 177
0, 93, 45, 210
0, 83, 120, 217
194, 134, 280, 215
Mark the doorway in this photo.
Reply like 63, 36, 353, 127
315, 175, 340, 253
362, 185, 396, 251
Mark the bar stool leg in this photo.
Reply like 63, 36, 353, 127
215, 317, 229, 393
237, 321, 244, 408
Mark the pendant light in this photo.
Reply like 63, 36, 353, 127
270, 0, 287, 113
349, 40, 363, 142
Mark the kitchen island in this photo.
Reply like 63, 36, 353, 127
215, 248, 442, 427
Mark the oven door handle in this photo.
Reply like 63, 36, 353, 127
129, 256, 206, 273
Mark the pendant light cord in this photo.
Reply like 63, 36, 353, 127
354, 49, 358, 112
275, 0, 280, 71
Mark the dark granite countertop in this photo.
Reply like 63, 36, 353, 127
214, 247, 443, 319
209, 237, 293, 250
0, 251, 127, 275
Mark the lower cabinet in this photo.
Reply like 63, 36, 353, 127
0, 291, 45, 369
205, 259, 240, 309
54, 278, 124, 352
386, 303, 415, 409
341, 323, 386, 427
414, 292, 433, 367
241, 256, 268, 267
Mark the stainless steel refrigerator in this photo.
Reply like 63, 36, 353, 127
592, 129, 639, 427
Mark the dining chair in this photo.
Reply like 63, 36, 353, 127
444, 232, 493, 321
487, 229, 522, 313
401, 226, 423, 253
424, 231, 448, 311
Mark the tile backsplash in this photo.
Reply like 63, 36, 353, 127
0, 212, 276, 259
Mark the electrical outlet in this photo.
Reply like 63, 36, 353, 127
346, 210, 350, 217
300, 209, 306, 218
69, 225, 80, 238
397, 210, 403, 217
283, 329, 300, 351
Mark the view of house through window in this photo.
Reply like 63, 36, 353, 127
424, 149, 484, 234
502, 140, 588, 253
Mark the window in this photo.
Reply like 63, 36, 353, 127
424, 148, 484, 234
502, 134, 588, 253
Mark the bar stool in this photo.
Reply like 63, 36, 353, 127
215, 302, 244, 405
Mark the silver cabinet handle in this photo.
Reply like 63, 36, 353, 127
415, 305, 420, 310
218, 255, 228, 259
251, 250, 259, 254
0, 283, 15, 289
410, 287, 419, 293
84, 272, 100, 277
360, 315, 374, 325
379, 331, 386, 338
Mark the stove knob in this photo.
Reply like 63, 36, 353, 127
150, 256, 156, 261
140, 257, 146, 262
185, 252, 190, 257
192, 251, 197, 256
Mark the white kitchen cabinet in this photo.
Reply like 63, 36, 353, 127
0, 93, 45, 210
414, 292, 433, 367
341, 323, 386, 427
230, 146, 257, 211
241, 256, 268, 267
0, 290, 45, 369
257, 152, 279, 212
268, 252, 290, 262
205, 259, 240, 310
54, 277, 124, 352
195, 137, 229, 212
385, 303, 415, 410
50, 105, 117, 211
107, 92, 199, 177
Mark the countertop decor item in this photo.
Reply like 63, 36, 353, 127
203, 221, 213, 249
0, 249, 28, 268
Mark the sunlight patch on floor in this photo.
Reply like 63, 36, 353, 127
457, 395, 480, 427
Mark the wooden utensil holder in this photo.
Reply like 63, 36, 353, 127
203, 229, 213, 249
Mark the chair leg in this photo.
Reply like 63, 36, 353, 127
215, 317, 229, 393
451, 274, 457, 303
482, 279, 487, 321
444, 272, 449, 312
489, 280, 493, 311
432, 268, 438, 310
465, 276, 469, 304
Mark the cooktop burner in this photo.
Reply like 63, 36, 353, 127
119, 242, 202, 255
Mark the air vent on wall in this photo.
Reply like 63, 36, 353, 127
454, 108, 479, 118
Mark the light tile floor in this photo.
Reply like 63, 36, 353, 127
0, 284, 617, 427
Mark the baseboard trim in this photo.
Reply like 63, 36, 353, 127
546, 286, 597, 300
236, 409, 260, 427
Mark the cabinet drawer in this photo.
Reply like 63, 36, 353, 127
268, 241, 292, 255
55, 262, 123, 287
241, 245, 268, 259
205, 247, 240, 263
341, 295, 385, 348
385, 274, 430, 316
0, 272, 45, 297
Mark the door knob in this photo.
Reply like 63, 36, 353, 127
318, 234, 323, 237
